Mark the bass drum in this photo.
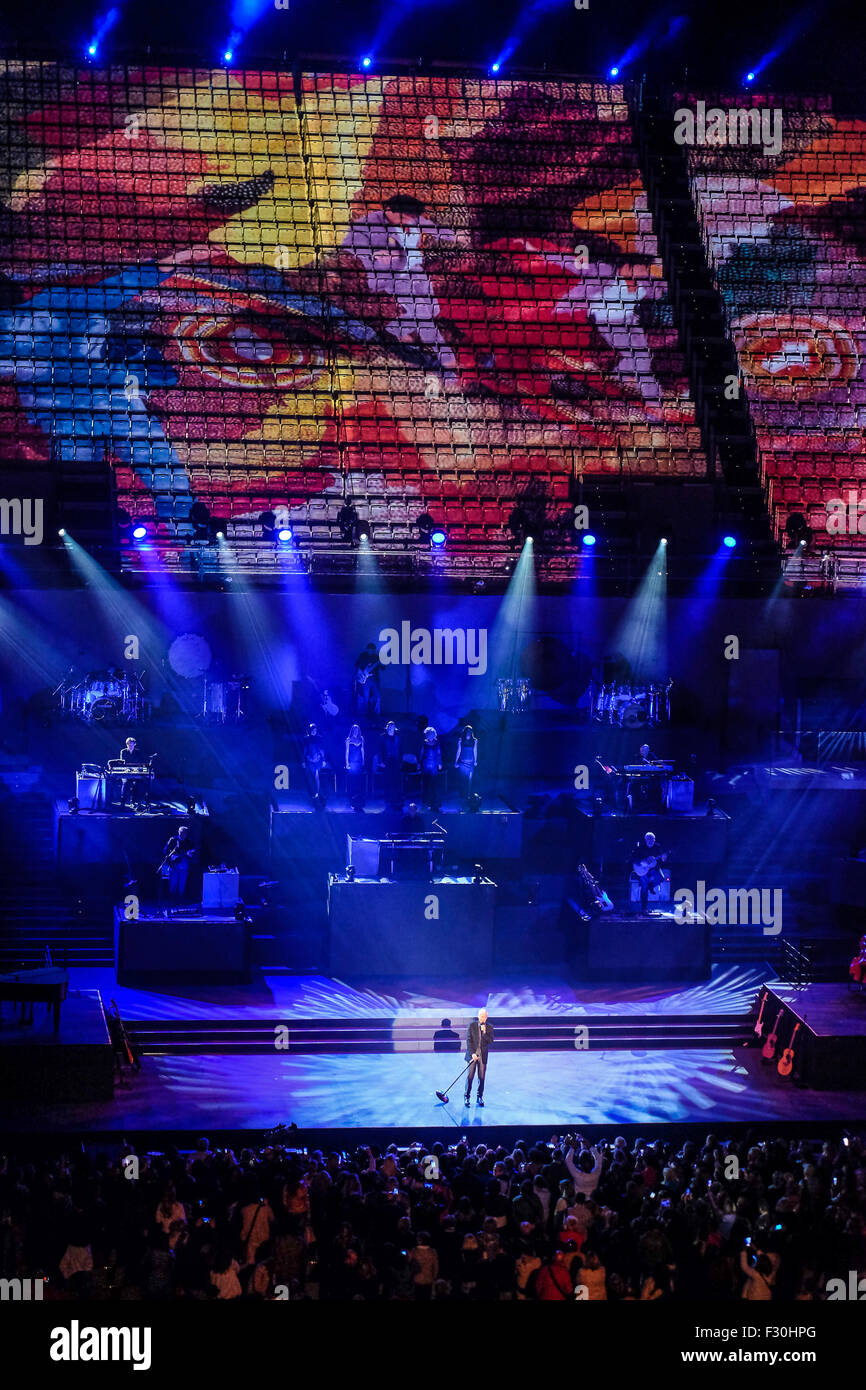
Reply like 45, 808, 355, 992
621, 700, 649, 729
90, 695, 122, 721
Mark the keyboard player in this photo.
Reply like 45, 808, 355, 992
626, 743, 670, 812
112, 736, 152, 810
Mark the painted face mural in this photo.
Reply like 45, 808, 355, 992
0, 64, 702, 558
680, 94, 866, 545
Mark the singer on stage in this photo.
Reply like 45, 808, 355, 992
464, 1007, 494, 1107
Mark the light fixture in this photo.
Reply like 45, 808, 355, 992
131, 519, 148, 540
609, 66, 619, 77
723, 534, 737, 549
278, 526, 293, 543
582, 533, 597, 547
361, 55, 372, 69
430, 528, 447, 549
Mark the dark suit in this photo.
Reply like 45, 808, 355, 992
464, 1018, 494, 1100
631, 839, 666, 912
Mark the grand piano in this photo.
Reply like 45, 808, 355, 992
0, 966, 70, 1033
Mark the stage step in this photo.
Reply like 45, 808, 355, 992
126, 1013, 753, 1056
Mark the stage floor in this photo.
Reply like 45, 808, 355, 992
3, 1045, 865, 1133
777, 983, 866, 1036
71, 963, 782, 1022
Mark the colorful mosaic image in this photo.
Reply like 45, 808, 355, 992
0, 65, 703, 549
681, 94, 866, 545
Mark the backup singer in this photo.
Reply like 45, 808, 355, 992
303, 722, 328, 805
420, 725, 443, 812
345, 724, 366, 812
376, 720, 403, 809
454, 725, 478, 804
464, 1007, 494, 1107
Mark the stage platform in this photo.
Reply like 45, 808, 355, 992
4, 1045, 866, 1134
270, 796, 523, 863
328, 874, 496, 977
0, 986, 114, 1102
579, 909, 711, 982
114, 910, 251, 984
761, 984, 866, 1089
2, 965, 863, 1132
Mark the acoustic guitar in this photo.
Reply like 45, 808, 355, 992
777, 1021, 801, 1077
632, 850, 668, 879
761, 1008, 784, 1061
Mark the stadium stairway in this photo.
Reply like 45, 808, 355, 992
0, 790, 114, 968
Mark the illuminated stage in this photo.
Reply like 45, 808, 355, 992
4, 964, 865, 1136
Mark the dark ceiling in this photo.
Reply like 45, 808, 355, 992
0, 0, 861, 98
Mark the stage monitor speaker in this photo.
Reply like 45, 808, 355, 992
75, 770, 103, 809
202, 869, 240, 909
346, 836, 380, 876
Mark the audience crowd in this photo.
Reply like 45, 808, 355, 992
1, 1130, 863, 1301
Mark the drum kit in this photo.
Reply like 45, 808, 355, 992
56, 668, 149, 724
592, 678, 673, 728
497, 677, 534, 713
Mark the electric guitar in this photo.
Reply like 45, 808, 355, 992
777, 1021, 801, 1077
354, 656, 380, 686
754, 990, 769, 1038
761, 1008, 784, 1061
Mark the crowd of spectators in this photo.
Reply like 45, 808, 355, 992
1, 1130, 863, 1301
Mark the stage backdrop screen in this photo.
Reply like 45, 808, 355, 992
679, 93, 866, 548
0, 64, 704, 554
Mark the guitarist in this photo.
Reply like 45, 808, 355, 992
353, 642, 382, 716
157, 824, 197, 916
630, 830, 668, 914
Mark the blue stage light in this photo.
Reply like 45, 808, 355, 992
491, 62, 501, 73
224, 49, 234, 62
87, 44, 97, 57
723, 534, 737, 548
745, 71, 755, 83
131, 522, 148, 540
582, 533, 597, 547
362, 55, 372, 68
430, 528, 447, 548
278, 526, 293, 543
609, 66, 619, 77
